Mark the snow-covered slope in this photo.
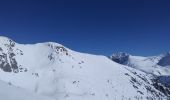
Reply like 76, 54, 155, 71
110, 52, 170, 92
0, 79, 54, 100
110, 52, 170, 76
0, 36, 169, 100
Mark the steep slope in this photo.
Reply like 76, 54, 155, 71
0, 36, 169, 100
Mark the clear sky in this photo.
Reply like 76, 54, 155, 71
0, 0, 170, 56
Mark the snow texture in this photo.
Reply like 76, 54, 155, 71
0, 36, 169, 100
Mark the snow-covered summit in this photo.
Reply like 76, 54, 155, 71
0, 36, 13, 41
0, 36, 170, 100
0, 36, 15, 46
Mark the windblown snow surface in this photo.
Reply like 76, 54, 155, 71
0, 36, 169, 100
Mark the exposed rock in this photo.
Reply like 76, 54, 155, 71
110, 52, 129, 64
158, 52, 170, 67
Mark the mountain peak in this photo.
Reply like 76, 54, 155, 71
158, 52, 170, 67
0, 36, 169, 99
110, 52, 130, 64
45, 42, 63, 47
0, 36, 12, 41
112, 52, 130, 57
0, 36, 15, 45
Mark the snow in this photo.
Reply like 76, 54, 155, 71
0, 80, 54, 100
111, 52, 170, 76
0, 36, 169, 100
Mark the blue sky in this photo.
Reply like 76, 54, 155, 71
0, 0, 170, 56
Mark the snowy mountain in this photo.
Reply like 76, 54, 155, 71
0, 36, 170, 100
110, 52, 170, 92
110, 52, 170, 76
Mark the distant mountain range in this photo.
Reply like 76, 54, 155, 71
110, 52, 170, 76
0, 36, 169, 100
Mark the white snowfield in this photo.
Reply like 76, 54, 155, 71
0, 80, 54, 100
0, 36, 169, 100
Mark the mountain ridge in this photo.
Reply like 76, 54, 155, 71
0, 36, 169, 100
110, 52, 170, 75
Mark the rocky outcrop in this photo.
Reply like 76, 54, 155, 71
158, 52, 170, 67
110, 52, 129, 64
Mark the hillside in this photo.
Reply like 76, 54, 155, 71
0, 36, 169, 100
